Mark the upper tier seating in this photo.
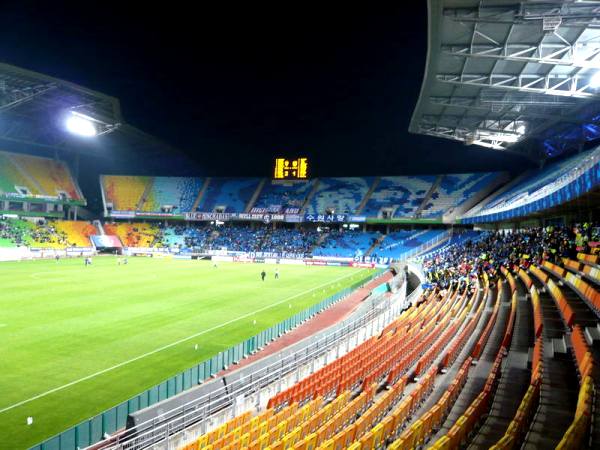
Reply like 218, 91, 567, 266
0, 150, 83, 201
102, 175, 150, 211
463, 146, 600, 221
313, 230, 380, 258
104, 222, 160, 248
362, 176, 436, 217
9, 153, 82, 200
305, 177, 373, 215
141, 177, 204, 212
421, 172, 499, 218
252, 180, 315, 213
197, 178, 261, 213
0, 152, 41, 196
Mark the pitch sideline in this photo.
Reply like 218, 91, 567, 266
0, 268, 370, 414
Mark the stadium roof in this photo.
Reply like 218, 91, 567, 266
410, 0, 600, 160
0, 62, 182, 160
0, 62, 122, 148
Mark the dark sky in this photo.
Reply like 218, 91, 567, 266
0, 2, 532, 178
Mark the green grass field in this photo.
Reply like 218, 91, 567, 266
0, 256, 373, 449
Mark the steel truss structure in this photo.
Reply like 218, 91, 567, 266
410, 0, 600, 159
0, 63, 122, 150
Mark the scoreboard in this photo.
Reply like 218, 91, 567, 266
273, 157, 308, 180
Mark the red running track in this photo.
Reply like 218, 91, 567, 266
219, 270, 393, 376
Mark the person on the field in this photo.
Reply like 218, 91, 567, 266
123, 257, 128, 265
275, 268, 279, 279
85, 257, 92, 266
261, 270, 266, 281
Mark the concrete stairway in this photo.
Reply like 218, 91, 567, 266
300, 179, 320, 214
414, 175, 443, 218
430, 282, 511, 442
364, 233, 385, 257
136, 178, 154, 211
522, 276, 580, 448
192, 178, 211, 212
93, 220, 105, 235
245, 178, 266, 212
355, 177, 380, 215
468, 278, 534, 448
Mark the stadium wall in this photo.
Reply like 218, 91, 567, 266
0, 246, 95, 262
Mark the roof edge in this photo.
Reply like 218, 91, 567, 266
408, 0, 442, 135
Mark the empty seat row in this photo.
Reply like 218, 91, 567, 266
526, 266, 597, 450
519, 268, 543, 337
577, 252, 599, 265
488, 336, 544, 450
556, 376, 595, 450
289, 284, 480, 449
356, 281, 490, 449
533, 268, 575, 328
268, 287, 463, 410
178, 276, 486, 450
428, 274, 518, 449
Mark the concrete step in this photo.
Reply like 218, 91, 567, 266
552, 336, 568, 354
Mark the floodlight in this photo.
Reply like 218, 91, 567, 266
590, 71, 600, 89
65, 112, 97, 137
516, 125, 526, 135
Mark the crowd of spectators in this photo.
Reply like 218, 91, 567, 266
209, 225, 269, 252
423, 224, 599, 288
259, 227, 319, 255
209, 225, 318, 255
156, 223, 319, 255
314, 229, 381, 258
0, 218, 67, 246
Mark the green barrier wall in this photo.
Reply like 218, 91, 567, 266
30, 269, 383, 450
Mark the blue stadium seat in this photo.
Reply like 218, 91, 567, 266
362, 176, 436, 217
305, 177, 374, 215
197, 178, 261, 213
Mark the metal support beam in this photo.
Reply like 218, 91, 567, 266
442, 44, 600, 69
436, 73, 600, 98
0, 83, 57, 112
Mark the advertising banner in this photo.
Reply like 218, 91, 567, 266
109, 210, 136, 219
91, 235, 123, 248
348, 215, 367, 223
304, 214, 347, 223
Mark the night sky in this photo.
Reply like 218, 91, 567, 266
1, 2, 533, 179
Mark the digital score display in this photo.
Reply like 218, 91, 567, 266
273, 157, 308, 180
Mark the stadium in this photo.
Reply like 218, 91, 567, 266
1, 2, 600, 450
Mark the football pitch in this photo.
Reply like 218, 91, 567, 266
0, 256, 374, 449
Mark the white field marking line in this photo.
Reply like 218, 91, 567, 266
0, 268, 368, 414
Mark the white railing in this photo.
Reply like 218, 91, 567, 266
399, 231, 451, 261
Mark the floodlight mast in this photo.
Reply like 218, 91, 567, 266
65, 111, 97, 137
